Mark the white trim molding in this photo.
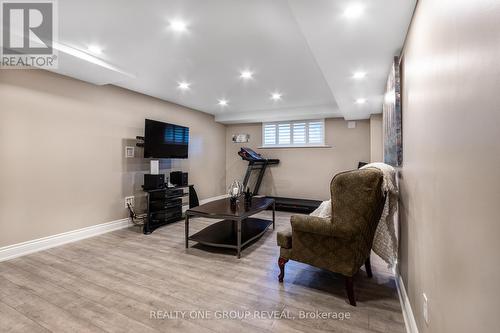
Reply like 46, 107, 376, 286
0, 218, 132, 262
395, 270, 420, 333
199, 194, 229, 205
259, 145, 332, 149
183, 194, 229, 213
215, 104, 341, 124
0, 194, 232, 262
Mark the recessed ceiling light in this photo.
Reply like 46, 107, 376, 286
177, 81, 190, 90
271, 92, 282, 101
218, 99, 228, 106
344, 4, 364, 19
169, 20, 188, 32
352, 71, 366, 79
87, 45, 102, 55
355, 98, 367, 104
240, 70, 253, 80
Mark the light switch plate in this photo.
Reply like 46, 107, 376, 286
125, 146, 135, 158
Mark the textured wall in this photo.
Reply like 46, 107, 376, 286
226, 119, 370, 200
0, 70, 226, 247
399, 0, 500, 331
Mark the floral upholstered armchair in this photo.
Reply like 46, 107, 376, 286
276, 168, 386, 306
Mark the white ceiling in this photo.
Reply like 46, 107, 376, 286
53, 0, 416, 123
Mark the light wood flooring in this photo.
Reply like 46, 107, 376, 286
0, 211, 405, 333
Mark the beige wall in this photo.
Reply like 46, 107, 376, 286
226, 119, 370, 200
0, 70, 226, 247
369, 114, 383, 162
399, 0, 500, 332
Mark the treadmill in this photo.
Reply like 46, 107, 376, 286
238, 147, 321, 213
238, 147, 279, 195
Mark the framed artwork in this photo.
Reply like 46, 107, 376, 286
383, 56, 403, 167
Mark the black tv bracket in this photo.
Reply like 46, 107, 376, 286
136, 136, 144, 148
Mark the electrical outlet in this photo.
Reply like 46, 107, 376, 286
423, 293, 429, 325
125, 196, 135, 208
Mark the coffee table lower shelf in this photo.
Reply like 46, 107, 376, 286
188, 218, 272, 250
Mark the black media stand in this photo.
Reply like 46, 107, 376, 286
143, 185, 195, 234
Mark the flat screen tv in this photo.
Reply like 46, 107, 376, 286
144, 119, 189, 159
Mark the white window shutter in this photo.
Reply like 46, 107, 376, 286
263, 119, 324, 147
293, 122, 306, 144
308, 121, 323, 144
278, 123, 291, 144
263, 123, 277, 145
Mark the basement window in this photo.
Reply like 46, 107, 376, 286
261, 119, 327, 148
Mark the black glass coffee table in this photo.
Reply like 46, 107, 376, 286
185, 197, 275, 258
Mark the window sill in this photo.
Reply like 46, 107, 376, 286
259, 145, 332, 149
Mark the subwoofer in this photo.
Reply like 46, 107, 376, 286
181, 172, 188, 186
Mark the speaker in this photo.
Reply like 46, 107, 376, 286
170, 171, 183, 186
182, 172, 188, 186
143, 174, 165, 190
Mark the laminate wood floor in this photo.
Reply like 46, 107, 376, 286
0, 211, 405, 333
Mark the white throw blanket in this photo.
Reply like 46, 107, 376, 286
310, 163, 398, 267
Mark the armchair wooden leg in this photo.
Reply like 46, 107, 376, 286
278, 257, 288, 282
365, 256, 373, 278
345, 276, 356, 306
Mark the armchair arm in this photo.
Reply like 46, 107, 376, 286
291, 214, 358, 240
290, 215, 334, 236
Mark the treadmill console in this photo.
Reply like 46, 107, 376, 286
238, 147, 264, 161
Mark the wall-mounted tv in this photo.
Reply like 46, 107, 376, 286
144, 119, 189, 159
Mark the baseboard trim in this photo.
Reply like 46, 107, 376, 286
2, 194, 230, 263
182, 194, 229, 212
0, 218, 132, 262
395, 269, 419, 333
199, 194, 229, 205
